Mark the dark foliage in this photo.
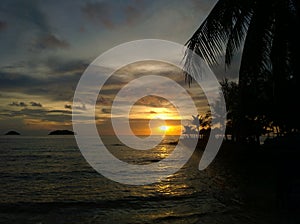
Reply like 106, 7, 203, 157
185, 0, 300, 141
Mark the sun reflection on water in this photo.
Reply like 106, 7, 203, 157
154, 180, 190, 196
157, 146, 168, 159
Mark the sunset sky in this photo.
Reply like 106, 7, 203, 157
94, 61, 209, 136
0, 0, 239, 135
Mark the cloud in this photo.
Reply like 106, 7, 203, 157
0, 60, 82, 101
97, 96, 110, 105
73, 103, 86, 111
0, 107, 72, 123
48, 109, 72, 114
101, 108, 111, 114
0, 21, 7, 31
124, 5, 141, 25
9, 102, 27, 107
35, 34, 70, 50
46, 58, 88, 75
0, 0, 218, 135
1, 74, 55, 101
0, 0, 57, 53
64, 104, 72, 109
8, 101, 43, 108
82, 2, 115, 29
134, 95, 173, 108
81, 1, 142, 29
30, 101, 42, 107
0, 0, 51, 33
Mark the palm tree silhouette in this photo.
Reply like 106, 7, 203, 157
191, 115, 200, 134
185, 0, 298, 80
182, 125, 198, 139
185, 0, 299, 138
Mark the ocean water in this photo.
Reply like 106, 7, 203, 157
0, 136, 271, 224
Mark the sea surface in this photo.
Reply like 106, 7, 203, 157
0, 136, 276, 224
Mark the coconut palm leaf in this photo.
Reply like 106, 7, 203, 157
184, 0, 298, 85
239, 2, 274, 87
225, 8, 252, 66
184, 0, 300, 135
184, 0, 254, 83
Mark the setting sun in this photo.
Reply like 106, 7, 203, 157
159, 125, 170, 131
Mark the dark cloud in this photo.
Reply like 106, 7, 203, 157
30, 101, 42, 107
82, 1, 142, 29
82, 2, 115, 29
8, 101, 43, 108
0, 72, 39, 88
0, 107, 72, 123
101, 108, 111, 114
124, 5, 140, 25
9, 102, 27, 107
97, 96, 110, 105
0, 21, 7, 31
48, 109, 72, 114
35, 34, 70, 50
64, 104, 72, 109
0, 1, 72, 53
0, 0, 50, 33
46, 58, 88, 74
134, 95, 173, 108
0, 72, 65, 101
0, 0, 58, 53
0, 60, 82, 101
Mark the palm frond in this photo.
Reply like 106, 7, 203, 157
239, 2, 275, 87
184, 0, 253, 84
225, 9, 252, 67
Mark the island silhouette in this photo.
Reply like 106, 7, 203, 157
48, 130, 75, 135
5, 131, 21, 135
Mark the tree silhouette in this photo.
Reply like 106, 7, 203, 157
191, 114, 200, 134
185, 0, 300, 140
185, 114, 212, 140
182, 125, 198, 139
199, 112, 212, 139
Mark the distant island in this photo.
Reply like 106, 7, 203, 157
48, 130, 75, 135
5, 131, 21, 135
